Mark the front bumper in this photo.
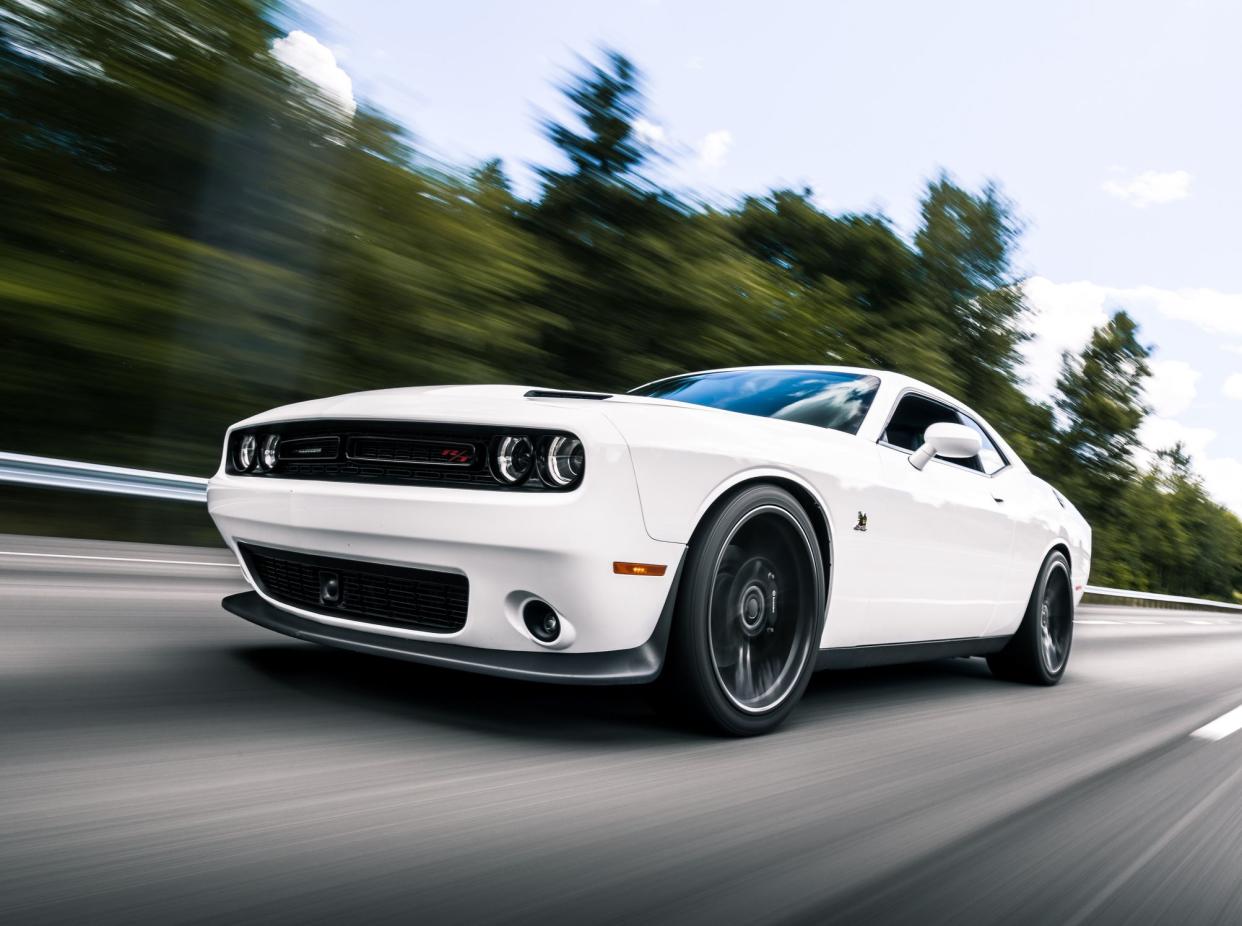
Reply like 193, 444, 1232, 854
207, 436, 685, 656
224, 589, 675, 684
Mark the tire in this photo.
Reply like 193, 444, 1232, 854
987, 550, 1073, 685
661, 485, 826, 736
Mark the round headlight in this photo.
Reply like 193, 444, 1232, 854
260, 434, 280, 471
544, 436, 585, 487
236, 433, 257, 471
493, 436, 534, 484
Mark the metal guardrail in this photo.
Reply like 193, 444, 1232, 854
1082, 585, 1242, 612
0, 451, 207, 503
3, 451, 1240, 610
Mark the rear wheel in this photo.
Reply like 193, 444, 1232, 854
987, 550, 1073, 685
662, 485, 826, 736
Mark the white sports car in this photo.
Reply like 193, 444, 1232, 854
208, 366, 1090, 735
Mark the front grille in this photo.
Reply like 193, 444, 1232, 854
239, 543, 468, 633
348, 436, 476, 467
281, 461, 498, 484
225, 419, 581, 491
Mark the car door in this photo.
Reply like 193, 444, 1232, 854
858, 391, 1016, 645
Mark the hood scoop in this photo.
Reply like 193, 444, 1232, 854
524, 389, 612, 401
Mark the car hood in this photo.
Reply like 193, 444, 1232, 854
231, 384, 695, 431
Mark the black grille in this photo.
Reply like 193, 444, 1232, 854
281, 461, 497, 484
239, 543, 468, 633
348, 436, 476, 467
226, 419, 581, 491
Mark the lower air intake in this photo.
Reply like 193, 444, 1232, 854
238, 543, 468, 634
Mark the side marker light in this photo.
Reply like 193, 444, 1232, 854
613, 562, 667, 577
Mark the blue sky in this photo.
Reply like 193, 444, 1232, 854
280, 0, 1242, 512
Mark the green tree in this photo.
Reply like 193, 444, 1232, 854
528, 50, 803, 388
1, 0, 546, 473
731, 190, 955, 385
914, 177, 1035, 435
1053, 310, 1151, 491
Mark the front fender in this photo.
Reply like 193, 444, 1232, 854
602, 403, 869, 544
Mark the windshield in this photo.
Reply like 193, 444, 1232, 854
630, 370, 881, 435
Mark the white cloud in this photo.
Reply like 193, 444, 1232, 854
1102, 169, 1191, 207
1224, 344, 1242, 356
1021, 278, 1242, 398
1145, 359, 1200, 417
1022, 277, 1242, 517
1095, 283, 1242, 343
1139, 287, 1242, 337
272, 30, 356, 116
697, 129, 732, 170
1020, 276, 1110, 399
1141, 416, 1216, 461
633, 118, 665, 147
1137, 418, 1242, 515
1198, 456, 1242, 517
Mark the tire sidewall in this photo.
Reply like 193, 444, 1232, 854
1030, 551, 1073, 683
673, 485, 826, 735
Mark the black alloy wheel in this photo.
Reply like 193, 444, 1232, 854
988, 550, 1074, 685
663, 484, 826, 735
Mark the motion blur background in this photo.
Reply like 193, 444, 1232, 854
2, 0, 1240, 600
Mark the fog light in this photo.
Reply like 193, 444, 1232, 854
522, 599, 560, 643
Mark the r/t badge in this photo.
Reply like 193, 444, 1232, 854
854, 511, 869, 532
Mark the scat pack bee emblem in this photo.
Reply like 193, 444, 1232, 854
853, 511, 869, 532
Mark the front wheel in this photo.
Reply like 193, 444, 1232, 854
987, 550, 1074, 685
661, 485, 826, 736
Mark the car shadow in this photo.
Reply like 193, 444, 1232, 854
801, 654, 996, 710
234, 640, 1000, 742
232, 642, 687, 745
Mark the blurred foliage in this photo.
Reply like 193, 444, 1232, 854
1, 0, 1239, 597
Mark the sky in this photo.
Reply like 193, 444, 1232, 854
278, 0, 1242, 513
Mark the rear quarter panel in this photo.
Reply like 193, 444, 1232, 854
982, 470, 1092, 637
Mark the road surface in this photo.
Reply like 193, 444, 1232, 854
3, 534, 1242, 924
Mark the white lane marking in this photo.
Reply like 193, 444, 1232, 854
0, 551, 238, 568
1191, 704, 1242, 742
1075, 619, 1123, 624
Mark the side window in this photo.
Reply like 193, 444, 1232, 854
955, 413, 1008, 475
882, 394, 960, 453
882, 393, 1008, 474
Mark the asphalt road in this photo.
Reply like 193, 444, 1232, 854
4, 534, 1242, 925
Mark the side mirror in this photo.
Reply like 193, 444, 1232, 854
909, 422, 981, 471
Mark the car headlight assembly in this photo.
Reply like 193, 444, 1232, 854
543, 436, 585, 487
236, 433, 257, 471
260, 434, 280, 471
493, 435, 534, 484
